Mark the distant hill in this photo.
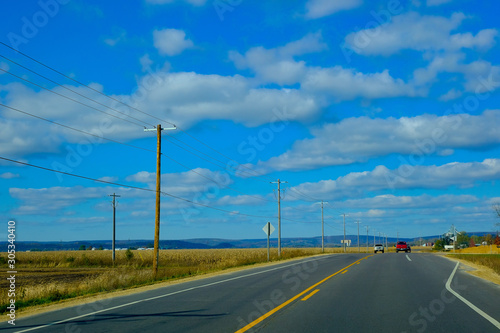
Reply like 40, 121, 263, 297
0, 233, 472, 252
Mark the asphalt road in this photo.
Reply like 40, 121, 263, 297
2, 253, 500, 332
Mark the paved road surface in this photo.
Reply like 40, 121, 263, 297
1, 253, 499, 332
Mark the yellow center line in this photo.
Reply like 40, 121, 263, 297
235, 255, 372, 333
341, 270, 348, 274
301, 289, 320, 301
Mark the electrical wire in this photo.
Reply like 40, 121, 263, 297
0, 42, 275, 183
0, 42, 176, 127
0, 156, 278, 221
0, 67, 147, 127
0, 54, 156, 127
0, 102, 157, 154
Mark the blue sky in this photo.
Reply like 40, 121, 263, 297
1, 0, 499, 242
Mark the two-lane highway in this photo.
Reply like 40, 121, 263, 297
1, 253, 499, 332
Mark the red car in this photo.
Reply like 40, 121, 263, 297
396, 241, 411, 253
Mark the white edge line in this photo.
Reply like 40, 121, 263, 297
406, 255, 412, 262
14, 256, 330, 332
445, 262, 500, 330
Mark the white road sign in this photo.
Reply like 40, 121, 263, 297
263, 222, 275, 236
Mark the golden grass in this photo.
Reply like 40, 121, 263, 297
1, 247, 342, 313
454, 245, 500, 254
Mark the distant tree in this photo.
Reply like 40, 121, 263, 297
125, 248, 134, 260
434, 239, 445, 251
457, 232, 470, 248
79, 245, 86, 251
485, 234, 493, 245
469, 238, 476, 248
494, 203, 500, 218
98, 246, 103, 250
495, 234, 500, 246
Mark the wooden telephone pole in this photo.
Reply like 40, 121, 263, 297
109, 193, 120, 263
144, 124, 176, 277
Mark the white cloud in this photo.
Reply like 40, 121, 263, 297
289, 159, 500, 200
438, 88, 462, 101
0, 172, 20, 179
305, 0, 362, 19
345, 12, 497, 56
427, 0, 453, 6
341, 194, 478, 209
229, 32, 327, 85
302, 67, 416, 101
126, 168, 233, 197
9, 186, 110, 215
153, 29, 194, 56
145, 0, 207, 6
230, 33, 416, 100
260, 110, 500, 172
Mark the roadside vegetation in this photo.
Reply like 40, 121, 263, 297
447, 254, 500, 276
1, 247, 337, 314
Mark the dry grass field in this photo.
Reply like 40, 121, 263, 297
1, 247, 349, 314
448, 245, 500, 277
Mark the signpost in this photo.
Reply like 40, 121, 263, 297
263, 222, 275, 262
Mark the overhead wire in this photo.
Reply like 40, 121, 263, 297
0, 102, 157, 154
0, 67, 148, 128
0, 156, 280, 221
0, 42, 271, 181
0, 54, 156, 127
0, 44, 320, 224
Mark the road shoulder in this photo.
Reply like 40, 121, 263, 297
441, 254, 500, 286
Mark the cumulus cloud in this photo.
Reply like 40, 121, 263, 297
305, 0, 362, 19
230, 33, 416, 100
259, 110, 500, 171
289, 159, 500, 201
229, 32, 327, 85
146, 0, 207, 6
344, 12, 497, 56
153, 29, 194, 56
9, 186, 110, 215
427, 0, 453, 6
0, 172, 20, 179
126, 168, 233, 197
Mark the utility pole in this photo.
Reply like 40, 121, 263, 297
373, 229, 376, 247
144, 124, 176, 278
109, 193, 120, 264
355, 221, 361, 253
341, 214, 348, 253
365, 226, 369, 253
271, 179, 287, 257
318, 201, 327, 253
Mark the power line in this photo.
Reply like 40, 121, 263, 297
0, 54, 156, 127
0, 42, 175, 127
0, 43, 275, 185
0, 102, 156, 154
0, 156, 278, 221
0, 101, 276, 207
0, 67, 147, 127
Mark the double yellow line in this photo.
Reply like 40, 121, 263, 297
235, 255, 372, 333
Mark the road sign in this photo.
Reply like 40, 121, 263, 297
341, 239, 351, 246
263, 222, 275, 236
